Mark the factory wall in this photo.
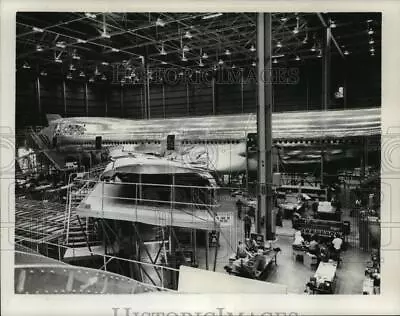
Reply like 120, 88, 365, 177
15, 56, 381, 128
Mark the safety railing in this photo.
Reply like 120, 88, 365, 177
69, 178, 220, 210
14, 237, 179, 291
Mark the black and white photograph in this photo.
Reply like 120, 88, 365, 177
12, 11, 383, 296
4, 2, 400, 315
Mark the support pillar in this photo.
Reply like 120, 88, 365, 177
35, 76, 41, 119
84, 82, 89, 117
322, 26, 332, 110
62, 80, 67, 116
256, 13, 274, 240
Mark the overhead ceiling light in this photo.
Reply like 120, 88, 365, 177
276, 41, 282, 48
218, 59, 224, 65
184, 31, 193, 39
101, 32, 111, 39
36, 45, 43, 52
213, 65, 217, 71
225, 49, 231, 56
199, 58, 204, 67
295, 55, 301, 61
85, 13, 97, 19
310, 43, 317, 52
202, 52, 208, 59
182, 45, 190, 52
317, 49, 322, 58
273, 58, 278, 64
94, 67, 101, 76
249, 45, 256, 52
156, 17, 166, 27
202, 13, 223, 20
280, 17, 288, 22
293, 17, 300, 34
89, 77, 95, 83
369, 38, 375, 45
302, 33, 309, 44
69, 64, 76, 71
369, 47, 375, 52
160, 43, 167, 55
54, 57, 62, 63
56, 41, 66, 49
72, 51, 80, 60
66, 72, 73, 80
77, 38, 87, 44
251, 61, 256, 67
329, 19, 337, 28
161, 61, 167, 65
368, 28, 374, 35
370, 52, 375, 56
344, 50, 350, 55
40, 70, 47, 76
231, 64, 236, 69
101, 74, 107, 81
22, 62, 30, 69
79, 71, 85, 77
111, 48, 119, 52
367, 19, 373, 23
101, 61, 109, 66
32, 27, 44, 33
181, 52, 188, 62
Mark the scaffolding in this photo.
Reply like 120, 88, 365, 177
61, 168, 223, 290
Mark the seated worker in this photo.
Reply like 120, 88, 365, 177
236, 241, 248, 259
308, 235, 320, 255
293, 230, 305, 250
312, 198, 319, 217
251, 238, 259, 251
319, 243, 330, 263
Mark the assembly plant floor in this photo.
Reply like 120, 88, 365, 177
15, 191, 369, 294
192, 197, 370, 294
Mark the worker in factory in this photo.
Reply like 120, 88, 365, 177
308, 235, 320, 256
236, 198, 243, 219
243, 212, 252, 239
332, 233, 343, 264
236, 241, 249, 259
17, 139, 36, 174
293, 230, 305, 248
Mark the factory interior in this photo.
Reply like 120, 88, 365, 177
14, 12, 381, 295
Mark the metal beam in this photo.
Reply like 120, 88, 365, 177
317, 13, 345, 59
322, 26, 332, 110
256, 13, 274, 240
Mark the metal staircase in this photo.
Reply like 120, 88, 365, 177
63, 174, 102, 257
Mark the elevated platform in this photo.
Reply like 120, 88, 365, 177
75, 182, 220, 231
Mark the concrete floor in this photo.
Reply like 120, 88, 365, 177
193, 195, 371, 294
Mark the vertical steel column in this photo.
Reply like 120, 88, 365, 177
257, 13, 274, 240
162, 84, 166, 118
143, 59, 149, 119
104, 86, 108, 117
84, 82, 89, 117
36, 76, 41, 118
186, 83, 190, 115
120, 85, 124, 117
211, 77, 216, 115
62, 80, 67, 116
146, 64, 151, 119
241, 71, 244, 113
322, 27, 332, 110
